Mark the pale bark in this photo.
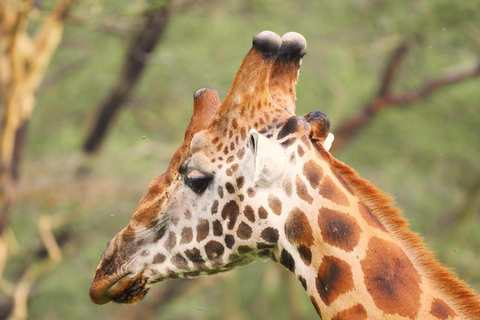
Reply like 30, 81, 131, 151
0, 0, 77, 235
0, 2, 77, 319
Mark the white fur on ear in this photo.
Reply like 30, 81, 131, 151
248, 129, 287, 188
322, 133, 334, 151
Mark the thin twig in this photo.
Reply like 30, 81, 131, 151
8, 256, 60, 320
386, 62, 480, 106
330, 42, 480, 153
40, 57, 87, 89
0, 236, 15, 297
331, 42, 410, 151
67, 13, 137, 38
38, 215, 62, 262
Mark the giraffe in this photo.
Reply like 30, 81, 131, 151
89, 31, 480, 319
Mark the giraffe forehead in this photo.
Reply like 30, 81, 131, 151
193, 115, 311, 153
190, 130, 209, 153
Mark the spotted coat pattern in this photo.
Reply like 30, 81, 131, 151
89, 31, 480, 319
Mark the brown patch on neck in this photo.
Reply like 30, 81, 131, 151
361, 237, 421, 318
258, 206, 268, 219
319, 175, 350, 206
430, 298, 458, 319
296, 175, 313, 204
358, 202, 387, 232
314, 141, 480, 319
315, 255, 354, 306
317, 207, 361, 252
285, 207, 314, 247
332, 304, 368, 320
260, 227, 279, 243
243, 205, 255, 222
302, 159, 323, 189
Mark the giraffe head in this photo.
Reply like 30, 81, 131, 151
89, 31, 333, 305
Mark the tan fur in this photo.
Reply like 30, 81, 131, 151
316, 142, 480, 319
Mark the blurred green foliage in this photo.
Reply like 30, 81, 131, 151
4, 0, 480, 319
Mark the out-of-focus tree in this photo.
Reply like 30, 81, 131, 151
0, 1, 478, 320
83, 0, 173, 154
0, 1, 77, 319
331, 42, 480, 153
82, 0, 209, 155
0, 0, 78, 234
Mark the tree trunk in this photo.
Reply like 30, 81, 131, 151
83, 0, 172, 154
0, 0, 76, 231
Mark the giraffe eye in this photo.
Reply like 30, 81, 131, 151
185, 170, 213, 195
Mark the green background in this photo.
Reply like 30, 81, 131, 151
3, 0, 480, 319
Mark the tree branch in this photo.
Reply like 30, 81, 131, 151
330, 43, 480, 153
330, 43, 409, 151
377, 42, 409, 97
385, 62, 480, 106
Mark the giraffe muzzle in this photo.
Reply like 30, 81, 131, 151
89, 271, 148, 305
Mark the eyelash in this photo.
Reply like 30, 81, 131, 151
185, 174, 213, 195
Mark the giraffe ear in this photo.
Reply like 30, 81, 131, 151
304, 111, 335, 151
248, 129, 287, 188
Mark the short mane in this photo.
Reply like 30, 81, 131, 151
316, 142, 480, 319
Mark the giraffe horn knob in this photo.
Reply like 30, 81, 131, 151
186, 87, 220, 139
193, 87, 215, 100
279, 32, 307, 60
252, 31, 282, 59
268, 32, 307, 114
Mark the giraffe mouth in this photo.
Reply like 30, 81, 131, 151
90, 271, 149, 305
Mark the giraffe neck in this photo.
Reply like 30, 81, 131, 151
272, 141, 477, 319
